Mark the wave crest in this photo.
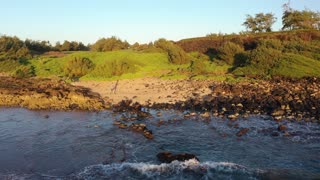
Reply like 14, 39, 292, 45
75, 159, 265, 180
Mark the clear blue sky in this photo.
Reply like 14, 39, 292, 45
0, 0, 319, 44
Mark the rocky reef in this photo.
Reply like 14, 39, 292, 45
0, 77, 107, 110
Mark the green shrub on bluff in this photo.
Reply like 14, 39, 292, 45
14, 65, 35, 78
233, 47, 282, 77
90, 58, 138, 78
217, 42, 244, 65
64, 57, 95, 80
154, 38, 190, 65
91, 37, 129, 52
257, 39, 283, 51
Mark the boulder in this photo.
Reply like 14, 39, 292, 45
277, 125, 287, 132
143, 129, 154, 139
236, 128, 249, 137
157, 152, 199, 163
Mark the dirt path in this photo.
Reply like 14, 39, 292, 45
72, 78, 212, 105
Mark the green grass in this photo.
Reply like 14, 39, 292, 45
23, 50, 231, 81
271, 53, 320, 78
233, 53, 320, 78
0, 60, 23, 73
4, 48, 318, 81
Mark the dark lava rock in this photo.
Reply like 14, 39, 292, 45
69, 103, 79, 110
278, 125, 287, 132
118, 123, 127, 129
143, 129, 154, 139
157, 152, 199, 163
271, 132, 280, 137
137, 111, 151, 118
236, 128, 249, 137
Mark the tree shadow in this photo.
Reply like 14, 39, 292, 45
205, 48, 218, 61
18, 58, 30, 65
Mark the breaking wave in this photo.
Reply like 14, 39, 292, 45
74, 159, 265, 180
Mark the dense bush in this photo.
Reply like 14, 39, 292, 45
25, 39, 52, 53
64, 57, 95, 79
55, 41, 88, 51
189, 59, 207, 75
257, 39, 283, 51
90, 58, 137, 78
0, 36, 32, 60
14, 65, 35, 78
217, 42, 244, 65
91, 37, 129, 52
154, 38, 190, 64
233, 47, 282, 77
189, 52, 210, 61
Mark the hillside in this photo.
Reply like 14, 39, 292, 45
0, 30, 320, 81
176, 30, 320, 53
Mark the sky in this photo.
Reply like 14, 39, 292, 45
0, 0, 319, 45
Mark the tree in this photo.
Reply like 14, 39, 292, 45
91, 36, 130, 52
282, 7, 320, 30
54, 41, 61, 51
60, 41, 72, 51
243, 13, 277, 33
0, 36, 32, 60
154, 38, 190, 64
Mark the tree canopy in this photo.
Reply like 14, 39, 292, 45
154, 38, 190, 64
282, 4, 320, 30
243, 13, 277, 33
91, 36, 130, 52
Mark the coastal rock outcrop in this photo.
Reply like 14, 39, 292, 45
157, 152, 199, 163
0, 77, 107, 110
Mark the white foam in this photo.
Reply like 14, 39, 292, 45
76, 159, 264, 179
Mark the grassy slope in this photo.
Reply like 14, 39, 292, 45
27, 50, 230, 81
233, 53, 320, 78
271, 54, 320, 78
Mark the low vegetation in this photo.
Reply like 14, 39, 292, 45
0, 4, 319, 80
64, 57, 95, 80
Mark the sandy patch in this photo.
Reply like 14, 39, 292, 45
72, 78, 212, 105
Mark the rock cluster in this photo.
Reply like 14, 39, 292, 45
152, 77, 320, 122
0, 77, 107, 110
113, 100, 154, 139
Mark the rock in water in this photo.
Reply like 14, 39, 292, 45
278, 125, 287, 132
157, 152, 199, 163
236, 128, 249, 137
143, 129, 154, 139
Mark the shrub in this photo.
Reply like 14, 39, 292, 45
14, 65, 35, 78
257, 39, 283, 51
283, 38, 320, 54
189, 59, 207, 75
91, 37, 130, 52
217, 42, 244, 65
90, 58, 137, 78
233, 52, 248, 67
189, 52, 210, 61
64, 57, 94, 79
233, 47, 282, 77
154, 38, 190, 64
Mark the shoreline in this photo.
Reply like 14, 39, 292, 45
0, 77, 319, 122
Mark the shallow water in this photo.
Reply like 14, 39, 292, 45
0, 108, 319, 179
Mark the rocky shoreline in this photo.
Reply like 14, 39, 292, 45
0, 77, 319, 123
0, 77, 107, 111
151, 77, 320, 123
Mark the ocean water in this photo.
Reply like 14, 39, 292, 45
0, 108, 319, 179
